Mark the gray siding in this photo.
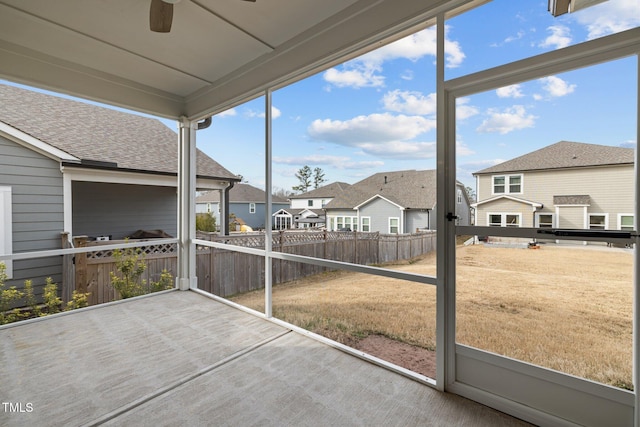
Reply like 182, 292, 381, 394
230, 202, 289, 230
0, 135, 63, 293
72, 182, 177, 239
359, 198, 403, 233
406, 210, 431, 232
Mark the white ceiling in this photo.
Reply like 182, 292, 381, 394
0, 0, 484, 120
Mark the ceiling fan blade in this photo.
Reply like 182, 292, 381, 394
150, 0, 173, 33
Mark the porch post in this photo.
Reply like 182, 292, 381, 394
264, 89, 273, 317
176, 117, 197, 290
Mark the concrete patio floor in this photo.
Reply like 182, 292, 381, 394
1, 290, 532, 426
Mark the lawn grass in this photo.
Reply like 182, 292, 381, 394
229, 243, 633, 389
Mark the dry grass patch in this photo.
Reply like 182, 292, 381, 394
230, 244, 633, 389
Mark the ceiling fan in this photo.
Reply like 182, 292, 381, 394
150, 0, 256, 33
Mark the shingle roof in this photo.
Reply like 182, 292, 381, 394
196, 183, 288, 203
0, 84, 238, 180
325, 170, 438, 209
474, 141, 634, 175
289, 182, 352, 199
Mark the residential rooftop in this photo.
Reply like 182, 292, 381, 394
474, 141, 635, 175
196, 183, 288, 204
0, 84, 238, 180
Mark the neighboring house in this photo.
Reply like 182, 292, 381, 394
324, 170, 471, 233
275, 182, 352, 229
0, 84, 239, 288
196, 183, 289, 230
472, 141, 634, 232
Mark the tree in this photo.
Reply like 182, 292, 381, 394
465, 186, 476, 203
313, 167, 326, 189
292, 165, 312, 193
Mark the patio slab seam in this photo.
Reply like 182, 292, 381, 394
81, 329, 292, 427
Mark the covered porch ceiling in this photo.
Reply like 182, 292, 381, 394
0, 0, 485, 120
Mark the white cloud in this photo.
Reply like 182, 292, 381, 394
307, 113, 437, 159
246, 106, 282, 119
382, 90, 437, 115
496, 84, 524, 98
457, 140, 475, 156
476, 105, 537, 134
323, 26, 465, 89
216, 108, 237, 118
308, 113, 435, 144
358, 141, 436, 159
323, 66, 385, 89
273, 155, 383, 169
457, 97, 479, 120
539, 75, 576, 97
539, 25, 572, 49
573, 0, 640, 39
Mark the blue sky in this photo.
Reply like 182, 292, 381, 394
3, 0, 638, 193
196, 0, 639, 193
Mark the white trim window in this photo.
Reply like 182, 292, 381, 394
457, 189, 463, 204
492, 174, 523, 195
249, 202, 256, 214
389, 217, 399, 234
488, 213, 521, 227
588, 213, 608, 230
0, 186, 13, 278
535, 213, 554, 228
332, 216, 358, 231
361, 217, 370, 232
618, 214, 634, 231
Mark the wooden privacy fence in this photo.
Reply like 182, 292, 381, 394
67, 230, 436, 304
196, 230, 436, 297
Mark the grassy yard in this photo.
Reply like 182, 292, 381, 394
229, 243, 633, 389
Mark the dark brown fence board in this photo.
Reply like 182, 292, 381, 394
71, 231, 435, 303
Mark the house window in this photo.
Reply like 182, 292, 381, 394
488, 213, 521, 227
308, 200, 313, 207
0, 186, 12, 278
321, 199, 326, 207
249, 203, 256, 214
361, 217, 370, 232
457, 190, 462, 204
492, 174, 523, 195
536, 213, 554, 228
206, 203, 212, 213
619, 214, 634, 231
389, 217, 399, 234
589, 214, 607, 230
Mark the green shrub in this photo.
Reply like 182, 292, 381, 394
109, 246, 174, 299
196, 212, 217, 232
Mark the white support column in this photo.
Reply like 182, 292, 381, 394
176, 117, 197, 291
436, 12, 457, 391
264, 90, 273, 317
633, 52, 639, 427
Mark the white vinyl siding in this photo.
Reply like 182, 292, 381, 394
476, 165, 634, 228
0, 186, 12, 278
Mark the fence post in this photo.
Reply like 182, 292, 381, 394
353, 231, 358, 264
73, 236, 89, 294
60, 232, 72, 303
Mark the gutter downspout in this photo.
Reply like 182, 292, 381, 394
223, 181, 234, 236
